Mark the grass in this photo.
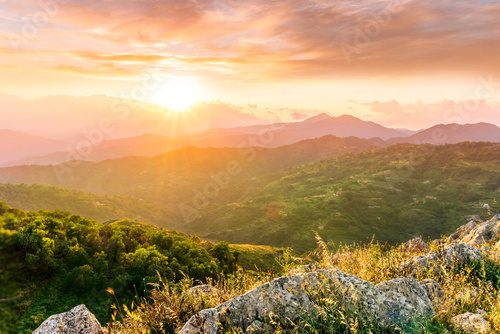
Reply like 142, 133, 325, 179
229, 244, 284, 273
106, 232, 499, 333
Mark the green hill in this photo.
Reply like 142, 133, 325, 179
186, 142, 500, 251
0, 204, 268, 333
0, 183, 166, 224
0, 141, 498, 252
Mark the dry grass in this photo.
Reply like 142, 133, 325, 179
106, 236, 499, 333
106, 271, 271, 334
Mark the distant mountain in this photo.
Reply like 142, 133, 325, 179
388, 123, 500, 144
0, 130, 65, 165
202, 113, 411, 148
11, 113, 410, 166
10, 134, 181, 166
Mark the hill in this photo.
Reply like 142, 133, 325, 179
0, 130, 65, 165
0, 142, 498, 252
0, 183, 165, 223
183, 142, 500, 251
0, 135, 384, 201
388, 123, 500, 145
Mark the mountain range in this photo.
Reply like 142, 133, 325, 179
3, 111, 500, 166
0, 104, 500, 166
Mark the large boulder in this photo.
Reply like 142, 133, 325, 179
448, 215, 499, 246
451, 311, 491, 334
33, 305, 102, 334
180, 269, 438, 333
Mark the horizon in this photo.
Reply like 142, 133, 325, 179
1, 93, 500, 134
1, 0, 500, 132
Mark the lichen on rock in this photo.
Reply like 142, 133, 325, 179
180, 269, 438, 333
451, 311, 492, 334
33, 304, 102, 334
448, 215, 499, 246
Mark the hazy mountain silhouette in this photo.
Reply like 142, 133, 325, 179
0, 130, 66, 164
7, 113, 408, 165
388, 123, 500, 145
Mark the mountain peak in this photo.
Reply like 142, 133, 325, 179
335, 114, 362, 122
303, 113, 332, 123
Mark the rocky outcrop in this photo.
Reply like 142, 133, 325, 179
180, 269, 438, 333
402, 243, 482, 273
33, 305, 102, 334
448, 215, 499, 246
451, 311, 491, 334
402, 215, 499, 274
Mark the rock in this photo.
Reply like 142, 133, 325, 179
245, 320, 274, 333
448, 215, 499, 246
451, 312, 491, 334
33, 304, 102, 334
402, 243, 482, 273
180, 269, 437, 333
420, 279, 444, 302
404, 237, 429, 253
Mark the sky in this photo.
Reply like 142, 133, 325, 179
0, 0, 499, 129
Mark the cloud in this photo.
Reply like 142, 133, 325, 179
52, 64, 140, 77
0, 0, 499, 81
73, 52, 168, 63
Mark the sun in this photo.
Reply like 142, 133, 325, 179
150, 76, 205, 111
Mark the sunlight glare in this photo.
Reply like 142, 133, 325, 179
150, 76, 205, 111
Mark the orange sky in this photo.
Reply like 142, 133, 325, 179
0, 0, 499, 128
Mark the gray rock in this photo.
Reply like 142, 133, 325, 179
180, 269, 437, 333
420, 279, 445, 303
448, 216, 499, 246
33, 305, 102, 334
402, 243, 482, 273
451, 312, 491, 334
